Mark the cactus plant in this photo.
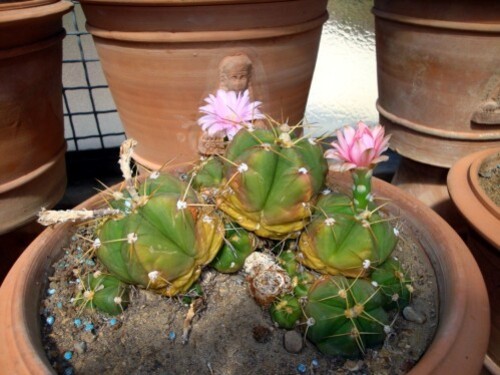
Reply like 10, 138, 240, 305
371, 257, 413, 310
95, 172, 225, 297
210, 222, 258, 273
74, 272, 129, 316
299, 191, 398, 278
269, 294, 303, 329
277, 249, 316, 298
217, 126, 328, 239
305, 275, 389, 357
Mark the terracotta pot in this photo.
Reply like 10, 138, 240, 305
78, 0, 328, 170
373, 0, 500, 168
0, 0, 72, 234
448, 147, 500, 374
0, 173, 490, 374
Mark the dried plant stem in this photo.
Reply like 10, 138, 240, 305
38, 208, 121, 226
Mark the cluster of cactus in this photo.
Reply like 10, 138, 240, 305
39, 119, 415, 359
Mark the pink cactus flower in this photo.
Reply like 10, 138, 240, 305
198, 89, 265, 140
325, 122, 391, 171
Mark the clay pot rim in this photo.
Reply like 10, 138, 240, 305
448, 147, 500, 249
0, 173, 489, 374
79, 0, 294, 5
0, 0, 58, 11
0, 0, 72, 24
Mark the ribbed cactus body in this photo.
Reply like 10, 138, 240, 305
210, 223, 258, 273
192, 156, 224, 192
217, 128, 328, 239
270, 294, 303, 329
299, 192, 397, 277
76, 273, 129, 316
371, 257, 413, 310
277, 249, 315, 298
96, 173, 224, 297
305, 275, 388, 357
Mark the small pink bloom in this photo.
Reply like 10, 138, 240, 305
324, 122, 391, 171
198, 89, 265, 140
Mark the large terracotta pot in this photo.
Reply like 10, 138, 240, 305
78, 0, 328, 170
373, 0, 500, 168
0, 0, 72, 234
0, 173, 490, 374
448, 147, 500, 374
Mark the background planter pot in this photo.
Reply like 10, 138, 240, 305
373, 0, 500, 168
78, 0, 328, 170
448, 147, 500, 374
0, 173, 489, 374
373, 0, 500, 224
0, 0, 72, 234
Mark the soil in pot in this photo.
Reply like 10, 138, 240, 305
478, 151, 500, 207
40, 199, 439, 375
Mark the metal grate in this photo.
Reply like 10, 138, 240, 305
62, 1, 125, 152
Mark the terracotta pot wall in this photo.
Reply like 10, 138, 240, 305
374, 0, 500, 168
79, 0, 328, 169
0, 1, 72, 234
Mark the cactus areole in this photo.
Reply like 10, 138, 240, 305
96, 174, 224, 297
217, 128, 328, 239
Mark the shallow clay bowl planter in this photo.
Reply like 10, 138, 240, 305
448, 147, 500, 374
0, 173, 490, 374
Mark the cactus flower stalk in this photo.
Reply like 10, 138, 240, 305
325, 122, 390, 211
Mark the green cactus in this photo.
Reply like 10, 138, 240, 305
74, 272, 129, 316
299, 191, 398, 278
371, 257, 413, 310
192, 156, 224, 192
95, 172, 225, 297
217, 127, 328, 239
270, 294, 303, 330
277, 249, 315, 298
305, 275, 389, 357
211, 222, 258, 273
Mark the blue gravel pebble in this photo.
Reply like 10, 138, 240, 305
311, 359, 319, 368
73, 318, 82, 328
84, 323, 94, 332
297, 363, 307, 374
47, 288, 56, 295
168, 331, 176, 341
85, 259, 96, 266
109, 318, 118, 326
63, 368, 74, 375
63, 351, 73, 361
46, 316, 55, 325
56, 302, 63, 309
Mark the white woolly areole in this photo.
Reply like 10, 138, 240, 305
393, 227, 400, 237
148, 271, 160, 281
127, 232, 138, 244
113, 296, 122, 304
384, 325, 392, 334
150, 171, 160, 180
324, 217, 335, 227
176, 200, 188, 210
322, 189, 332, 195
93, 270, 102, 278
298, 167, 308, 175
363, 259, 371, 269
308, 138, 316, 145
93, 238, 101, 249
371, 281, 379, 288
202, 215, 213, 224
237, 163, 249, 173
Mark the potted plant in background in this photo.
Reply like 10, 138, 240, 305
373, 0, 500, 226
448, 147, 500, 374
0, 94, 489, 373
76, 0, 329, 170
0, 0, 72, 234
